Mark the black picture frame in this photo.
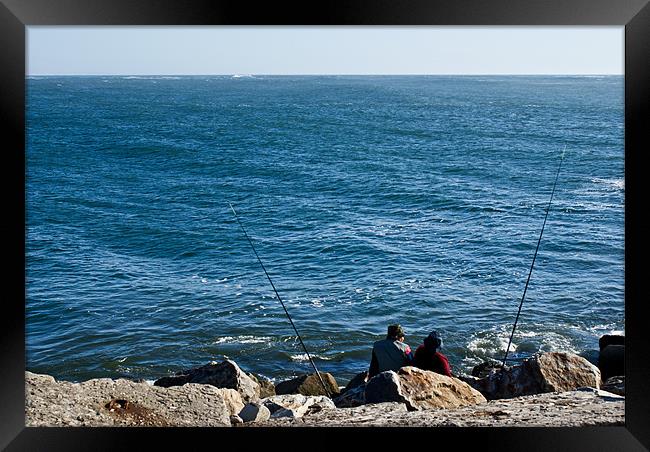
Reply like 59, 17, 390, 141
2, 0, 648, 449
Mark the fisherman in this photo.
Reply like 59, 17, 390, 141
413, 330, 452, 377
368, 324, 414, 378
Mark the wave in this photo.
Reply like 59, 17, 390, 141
213, 335, 272, 345
289, 353, 332, 362
591, 178, 624, 191
465, 327, 581, 361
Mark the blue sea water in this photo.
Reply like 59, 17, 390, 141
26, 75, 624, 384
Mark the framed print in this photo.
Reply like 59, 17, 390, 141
2, 0, 648, 449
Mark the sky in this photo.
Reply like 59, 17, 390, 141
27, 26, 624, 75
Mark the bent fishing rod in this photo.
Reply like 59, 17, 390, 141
228, 202, 332, 398
501, 146, 566, 367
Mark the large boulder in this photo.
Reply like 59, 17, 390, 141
599, 345, 624, 382
535, 352, 601, 391
274, 372, 339, 397
154, 360, 260, 402
262, 394, 336, 419
463, 352, 601, 400
26, 371, 232, 426
364, 366, 487, 411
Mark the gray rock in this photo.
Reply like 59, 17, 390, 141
341, 371, 368, 394
239, 402, 271, 423
26, 371, 232, 427
365, 371, 404, 404
262, 394, 336, 419
601, 376, 625, 396
230, 414, 244, 425
275, 372, 339, 397
365, 367, 487, 411
333, 384, 366, 408
154, 360, 260, 402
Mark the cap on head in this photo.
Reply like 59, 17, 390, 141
424, 331, 442, 350
387, 324, 405, 339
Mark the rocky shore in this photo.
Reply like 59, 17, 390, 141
26, 346, 625, 428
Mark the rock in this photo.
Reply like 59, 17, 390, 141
601, 376, 625, 396
341, 371, 368, 394
365, 367, 487, 411
247, 373, 276, 398
274, 372, 339, 397
333, 384, 366, 408
536, 352, 601, 392
213, 388, 245, 416
599, 334, 624, 350
599, 345, 624, 381
265, 402, 409, 426
365, 371, 403, 404
464, 352, 601, 400
230, 414, 244, 425
471, 360, 506, 378
26, 371, 232, 426
256, 388, 624, 427
262, 394, 336, 419
154, 360, 260, 402
239, 402, 271, 423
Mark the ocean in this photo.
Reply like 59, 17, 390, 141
26, 75, 624, 384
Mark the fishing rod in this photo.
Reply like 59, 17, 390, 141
228, 202, 332, 398
501, 146, 566, 367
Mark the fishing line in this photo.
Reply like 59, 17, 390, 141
228, 202, 332, 398
501, 146, 566, 367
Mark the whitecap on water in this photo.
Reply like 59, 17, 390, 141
591, 178, 624, 191
587, 323, 624, 336
466, 327, 581, 362
213, 335, 272, 345
290, 353, 332, 362
466, 334, 514, 356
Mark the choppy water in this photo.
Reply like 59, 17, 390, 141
26, 75, 624, 384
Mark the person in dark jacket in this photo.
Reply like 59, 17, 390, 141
368, 324, 414, 378
413, 331, 452, 377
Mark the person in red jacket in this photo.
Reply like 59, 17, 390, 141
413, 331, 452, 377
